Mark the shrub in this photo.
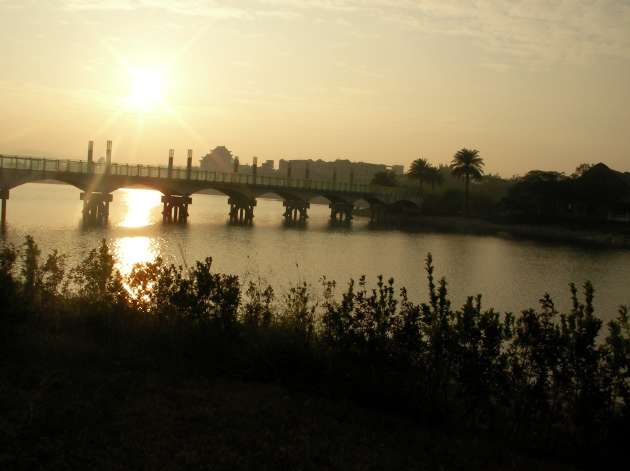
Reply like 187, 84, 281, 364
241, 280, 275, 328
2, 235, 630, 462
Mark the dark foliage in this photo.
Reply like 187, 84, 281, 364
502, 170, 572, 221
370, 170, 398, 187
502, 163, 630, 224
2, 236, 629, 466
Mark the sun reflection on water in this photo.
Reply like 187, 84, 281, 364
114, 236, 157, 276
118, 188, 162, 228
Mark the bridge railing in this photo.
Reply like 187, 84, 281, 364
1, 154, 414, 198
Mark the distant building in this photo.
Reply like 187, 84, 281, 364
276, 158, 402, 184
199, 146, 235, 173
391, 165, 404, 176
260, 160, 274, 176
200, 147, 405, 184
351, 162, 388, 185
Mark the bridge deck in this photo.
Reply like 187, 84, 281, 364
0, 155, 415, 199
0, 154, 421, 226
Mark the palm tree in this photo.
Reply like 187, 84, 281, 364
450, 148, 484, 215
408, 158, 433, 195
427, 166, 444, 192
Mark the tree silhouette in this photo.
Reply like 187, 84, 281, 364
504, 170, 569, 218
371, 170, 398, 187
408, 158, 433, 195
450, 148, 484, 215
571, 163, 593, 179
427, 166, 444, 192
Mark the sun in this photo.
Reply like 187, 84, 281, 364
126, 68, 164, 112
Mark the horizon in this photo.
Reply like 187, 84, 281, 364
1, 1, 629, 176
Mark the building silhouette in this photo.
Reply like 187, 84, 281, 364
278, 158, 403, 184
199, 146, 235, 173
199, 146, 404, 184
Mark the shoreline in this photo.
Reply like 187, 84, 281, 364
356, 211, 630, 249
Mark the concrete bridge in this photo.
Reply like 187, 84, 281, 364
0, 141, 421, 227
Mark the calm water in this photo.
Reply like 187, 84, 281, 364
2, 183, 629, 320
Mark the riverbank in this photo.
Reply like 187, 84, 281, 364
355, 210, 630, 249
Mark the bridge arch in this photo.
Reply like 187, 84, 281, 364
388, 199, 421, 210
352, 197, 371, 210
106, 182, 175, 194
0, 175, 88, 192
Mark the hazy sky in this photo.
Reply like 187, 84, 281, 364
1, 0, 629, 176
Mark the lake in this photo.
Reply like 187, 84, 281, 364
2, 183, 629, 320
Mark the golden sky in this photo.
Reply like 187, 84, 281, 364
1, 0, 629, 176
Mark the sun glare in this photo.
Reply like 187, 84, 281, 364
119, 188, 162, 228
126, 68, 164, 112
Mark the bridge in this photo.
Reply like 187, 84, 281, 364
0, 141, 421, 227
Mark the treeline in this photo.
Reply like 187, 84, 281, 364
501, 164, 630, 224
374, 149, 512, 217
2, 236, 630, 464
374, 168, 511, 218
377, 151, 629, 224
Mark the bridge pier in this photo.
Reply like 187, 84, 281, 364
81, 192, 112, 225
1, 188, 8, 227
162, 195, 192, 224
329, 201, 353, 225
228, 197, 256, 225
369, 203, 388, 225
283, 200, 309, 225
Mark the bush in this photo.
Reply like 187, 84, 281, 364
1, 235, 629, 463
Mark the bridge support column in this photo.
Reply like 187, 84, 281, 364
369, 203, 388, 225
81, 192, 112, 226
1, 188, 8, 227
329, 201, 353, 225
283, 200, 309, 225
228, 197, 256, 225
162, 195, 192, 224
